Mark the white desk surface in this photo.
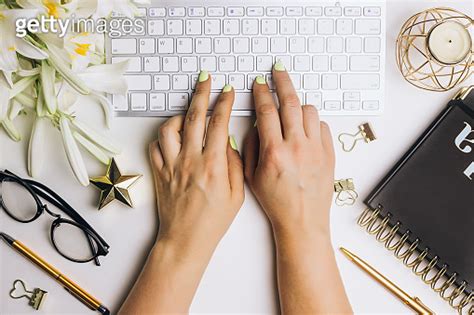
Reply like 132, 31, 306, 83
1, 1, 473, 314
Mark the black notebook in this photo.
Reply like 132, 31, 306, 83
359, 86, 474, 313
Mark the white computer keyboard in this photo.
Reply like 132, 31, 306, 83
107, 1, 386, 116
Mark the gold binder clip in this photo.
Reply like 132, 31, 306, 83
334, 178, 359, 206
338, 123, 377, 152
9, 279, 47, 310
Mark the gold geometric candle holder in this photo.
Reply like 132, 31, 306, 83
396, 7, 473, 92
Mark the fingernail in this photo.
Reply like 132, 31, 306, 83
198, 70, 209, 82
223, 84, 233, 93
255, 75, 266, 85
229, 135, 239, 151
253, 120, 257, 127
274, 60, 286, 71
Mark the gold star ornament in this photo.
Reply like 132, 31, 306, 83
90, 158, 142, 210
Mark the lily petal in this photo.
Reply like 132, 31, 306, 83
14, 93, 36, 109
28, 117, 47, 177
9, 75, 37, 99
74, 132, 110, 165
40, 60, 58, 114
15, 38, 49, 60
71, 119, 121, 154
78, 61, 129, 95
59, 117, 90, 186
1, 119, 22, 142
91, 91, 112, 128
8, 100, 24, 120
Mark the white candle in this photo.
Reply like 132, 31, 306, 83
427, 21, 471, 64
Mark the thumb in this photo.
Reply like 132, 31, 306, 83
227, 136, 244, 203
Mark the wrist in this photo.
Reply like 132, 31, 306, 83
270, 216, 331, 246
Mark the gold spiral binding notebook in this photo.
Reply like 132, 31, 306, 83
358, 86, 474, 315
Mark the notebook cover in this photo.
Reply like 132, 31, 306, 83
365, 90, 474, 292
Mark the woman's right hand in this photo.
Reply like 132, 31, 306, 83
244, 62, 336, 238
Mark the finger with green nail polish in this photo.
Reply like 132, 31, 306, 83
198, 70, 209, 82
255, 75, 266, 85
274, 60, 286, 71
223, 84, 233, 93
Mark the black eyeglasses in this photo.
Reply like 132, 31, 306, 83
0, 170, 109, 265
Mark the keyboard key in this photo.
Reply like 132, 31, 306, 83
262, 19, 278, 35
350, 56, 380, 72
195, 38, 212, 54
229, 74, 245, 90
280, 19, 296, 35
234, 93, 254, 110
144, 57, 160, 72
112, 57, 141, 72
267, 7, 283, 16
139, 38, 155, 54
364, 7, 381, 16
113, 94, 128, 111
131, 93, 147, 111
271, 37, 287, 53
162, 56, 179, 72
275, 55, 292, 71
308, 37, 324, 53
214, 37, 231, 54
219, 56, 236, 72
188, 7, 205, 17
346, 37, 362, 53
149, 8, 165, 17
256, 56, 273, 72
186, 20, 202, 35
211, 75, 226, 90
125, 75, 151, 90
344, 101, 360, 110
173, 74, 189, 90
336, 19, 353, 35
111, 39, 136, 54
362, 100, 379, 110
157, 38, 173, 54
313, 56, 329, 71
252, 38, 268, 53
355, 19, 381, 35
306, 93, 322, 109
343, 92, 360, 101
289, 37, 305, 53
340, 74, 380, 89
154, 75, 170, 90
327, 37, 343, 53
200, 56, 217, 72
233, 38, 250, 53
242, 19, 259, 35
167, 20, 183, 35
324, 101, 341, 110
303, 74, 319, 90
223, 19, 240, 35
181, 56, 198, 72
205, 20, 221, 35
325, 7, 342, 16
169, 93, 189, 111
168, 7, 185, 17
176, 38, 193, 54
345, 7, 361, 16
364, 37, 381, 53
331, 55, 347, 71
238, 56, 254, 73
299, 19, 315, 35
228, 7, 244, 16
148, 20, 164, 35
208, 7, 224, 17
286, 7, 303, 16
317, 19, 334, 35
247, 7, 264, 16
150, 93, 166, 111
289, 74, 301, 89
247, 74, 261, 89
322, 74, 338, 90
294, 55, 311, 72
306, 7, 322, 16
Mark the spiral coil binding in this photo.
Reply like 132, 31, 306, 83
358, 207, 473, 314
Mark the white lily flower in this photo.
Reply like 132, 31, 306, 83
64, 32, 103, 72
0, 9, 48, 72
28, 116, 48, 177
16, 0, 67, 18
73, 132, 110, 165
40, 60, 57, 113
59, 116, 90, 186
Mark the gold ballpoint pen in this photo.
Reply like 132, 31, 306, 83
1, 232, 109, 314
340, 247, 433, 315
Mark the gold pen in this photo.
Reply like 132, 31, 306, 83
340, 247, 433, 315
1, 232, 109, 314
